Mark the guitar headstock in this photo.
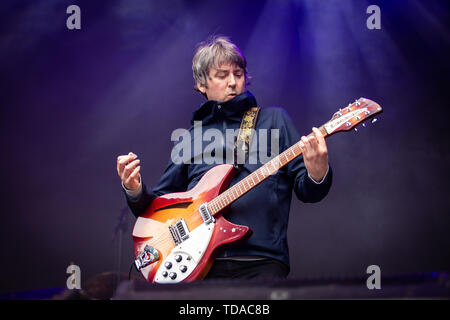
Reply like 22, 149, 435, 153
323, 98, 382, 136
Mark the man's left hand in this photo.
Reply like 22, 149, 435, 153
298, 127, 329, 182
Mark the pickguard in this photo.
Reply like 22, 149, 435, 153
154, 221, 215, 283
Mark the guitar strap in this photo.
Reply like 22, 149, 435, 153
233, 106, 260, 170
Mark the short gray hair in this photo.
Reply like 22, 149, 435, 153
192, 36, 250, 93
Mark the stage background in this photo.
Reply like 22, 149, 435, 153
0, 0, 449, 294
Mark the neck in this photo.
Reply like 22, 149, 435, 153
206, 126, 328, 215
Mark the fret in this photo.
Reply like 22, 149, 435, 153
214, 202, 219, 214
216, 198, 221, 210
291, 147, 296, 156
207, 202, 212, 214
268, 161, 274, 173
258, 171, 264, 181
235, 185, 241, 196
284, 152, 289, 162
250, 175, 255, 185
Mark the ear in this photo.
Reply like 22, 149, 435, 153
197, 81, 207, 94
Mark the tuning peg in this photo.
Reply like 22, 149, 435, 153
362, 123, 366, 127
354, 127, 358, 133
371, 118, 378, 124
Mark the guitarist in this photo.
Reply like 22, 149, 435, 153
117, 36, 332, 280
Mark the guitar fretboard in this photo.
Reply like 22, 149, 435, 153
207, 126, 327, 215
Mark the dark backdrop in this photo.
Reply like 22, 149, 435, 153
0, 0, 449, 293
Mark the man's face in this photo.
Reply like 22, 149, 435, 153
197, 62, 246, 102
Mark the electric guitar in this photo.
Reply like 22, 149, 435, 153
132, 97, 382, 283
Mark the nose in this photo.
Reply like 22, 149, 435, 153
228, 74, 236, 87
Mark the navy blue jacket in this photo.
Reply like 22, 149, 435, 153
125, 91, 332, 270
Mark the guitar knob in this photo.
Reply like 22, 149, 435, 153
164, 262, 172, 269
162, 271, 168, 277
174, 255, 182, 262
169, 272, 177, 280
180, 265, 187, 273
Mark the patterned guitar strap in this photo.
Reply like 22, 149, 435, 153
233, 106, 260, 170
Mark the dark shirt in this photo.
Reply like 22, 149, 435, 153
125, 91, 332, 270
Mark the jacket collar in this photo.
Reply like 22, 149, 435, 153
191, 91, 257, 125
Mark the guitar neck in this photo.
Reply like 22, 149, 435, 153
207, 126, 328, 216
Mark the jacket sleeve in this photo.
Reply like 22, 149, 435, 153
277, 108, 332, 203
124, 157, 189, 218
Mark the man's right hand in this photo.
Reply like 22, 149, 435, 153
117, 152, 141, 191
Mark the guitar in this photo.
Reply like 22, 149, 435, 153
132, 97, 382, 283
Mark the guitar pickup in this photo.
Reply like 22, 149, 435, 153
169, 218, 190, 245
199, 203, 214, 225
134, 245, 160, 271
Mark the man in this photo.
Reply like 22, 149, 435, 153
117, 36, 332, 280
